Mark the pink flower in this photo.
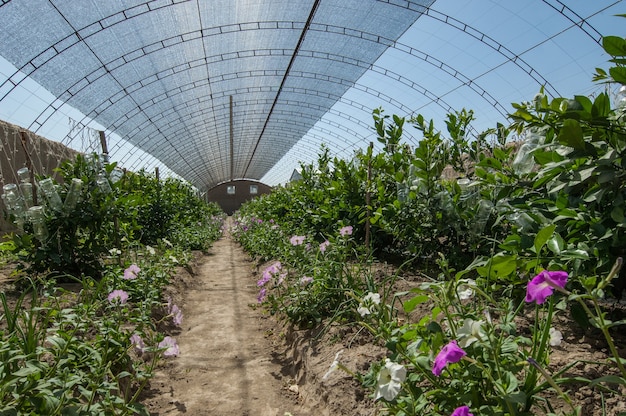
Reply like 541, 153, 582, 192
107, 289, 129, 304
451, 406, 474, 416
525, 270, 569, 304
339, 225, 353, 236
432, 340, 466, 376
290, 235, 306, 245
158, 336, 179, 357
319, 240, 330, 253
130, 334, 146, 354
123, 264, 141, 280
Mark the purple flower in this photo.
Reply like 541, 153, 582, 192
339, 225, 353, 236
257, 273, 271, 287
170, 304, 183, 326
300, 276, 313, 285
451, 406, 474, 416
266, 262, 282, 274
123, 264, 141, 280
525, 270, 569, 304
107, 289, 129, 304
257, 288, 267, 303
158, 336, 179, 357
130, 334, 146, 354
432, 340, 466, 376
290, 235, 306, 245
319, 240, 330, 253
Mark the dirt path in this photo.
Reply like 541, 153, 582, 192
141, 224, 306, 415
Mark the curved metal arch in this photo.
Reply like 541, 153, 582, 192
20, 13, 533, 141
51, 31, 510, 140
540, 0, 605, 44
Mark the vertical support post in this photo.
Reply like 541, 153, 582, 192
230, 95, 234, 181
365, 142, 373, 256
99, 130, 108, 155
19, 131, 38, 205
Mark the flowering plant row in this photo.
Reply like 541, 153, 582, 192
231, 27, 626, 415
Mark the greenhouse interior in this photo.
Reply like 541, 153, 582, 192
0, 1, 625, 415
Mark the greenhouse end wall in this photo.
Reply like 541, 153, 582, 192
206, 180, 272, 215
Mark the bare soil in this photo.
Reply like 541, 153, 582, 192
141, 228, 626, 416
139, 229, 382, 416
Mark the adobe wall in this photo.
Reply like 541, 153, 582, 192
206, 180, 272, 215
1, 120, 78, 232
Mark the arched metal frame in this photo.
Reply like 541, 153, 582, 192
0, 0, 618, 190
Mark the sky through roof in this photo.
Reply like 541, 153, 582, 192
0, 0, 623, 191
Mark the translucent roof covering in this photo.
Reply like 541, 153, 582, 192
0, 0, 622, 191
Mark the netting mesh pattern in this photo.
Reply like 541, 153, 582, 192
0, 0, 432, 190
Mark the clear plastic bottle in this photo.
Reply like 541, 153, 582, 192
96, 174, 112, 193
16, 167, 34, 208
38, 178, 63, 211
3, 183, 26, 229
64, 178, 83, 211
472, 200, 493, 235
28, 205, 48, 242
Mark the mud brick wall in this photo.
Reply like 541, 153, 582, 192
0, 120, 78, 233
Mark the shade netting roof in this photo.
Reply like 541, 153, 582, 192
0, 0, 622, 191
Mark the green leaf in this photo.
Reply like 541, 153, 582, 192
589, 375, 626, 387
603, 36, 626, 56
611, 206, 625, 224
610, 67, 626, 84
557, 119, 585, 150
547, 233, 565, 255
403, 294, 429, 313
534, 224, 556, 253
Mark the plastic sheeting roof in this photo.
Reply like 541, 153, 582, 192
0, 0, 622, 191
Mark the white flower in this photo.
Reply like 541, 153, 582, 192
169, 255, 179, 264
457, 318, 485, 348
146, 245, 156, 255
549, 327, 563, 347
322, 349, 344, 380
109, 248, 121, 256
357, 292, 381, 317
456, 279, 475, 300
374, 358, 406, 401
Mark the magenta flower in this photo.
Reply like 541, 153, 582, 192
107, 289, 129, 304
525, 270, 569, 304
432, 340, 466, 376
290, 235, 306, 245
319, 240, 330, 253
339, 225, 353, 236
123, 264, 141, 280
130, 334, 146, 354
158, 336, 180, 357
451, 406, 474, 416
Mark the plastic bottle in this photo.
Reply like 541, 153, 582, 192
96, 174, 112, 193
28, 205, 48, 242
64, 178, 83, 211
38, 178, 63, 212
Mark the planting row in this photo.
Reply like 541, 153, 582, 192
0, 154, 225, 414
231, 30, 626, 416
